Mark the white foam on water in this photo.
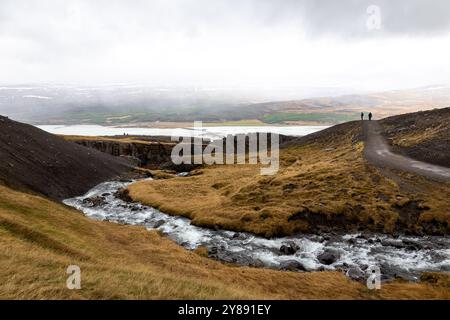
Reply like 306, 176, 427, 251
64, 179, 450, 279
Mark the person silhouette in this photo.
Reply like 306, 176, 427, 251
368, 112, 373, 121
361, 112, 364, 120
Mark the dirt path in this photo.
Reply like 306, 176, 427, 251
363, 120, 450, 182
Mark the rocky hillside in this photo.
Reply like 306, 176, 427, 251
63, 134, 296, 171
379, 107, 450, 167
64, 136, 175, 169
0, 116, 132, 200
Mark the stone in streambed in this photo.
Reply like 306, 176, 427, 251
279, 241, 300, 255
380, 263, 417, 282
82, 196, 106, 207
380, 239, 405, 249
317, 248, 340, 265
346, 267, 365, 281
401, 239, 424, 250
153, 219, 165, 228
232, 232, 247, 240
114, 188, 133, 202
279, 260, 307, 271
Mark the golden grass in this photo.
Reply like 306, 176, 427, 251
128, 125, 449, 237
0, 184, 449, 299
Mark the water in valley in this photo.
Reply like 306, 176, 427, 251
38, 124, 329, 140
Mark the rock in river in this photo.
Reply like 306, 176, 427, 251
82, 196, 106, 207
346, 267, 365, 281
279, 260, 307, 271
317, 248, 340, 265
381, 239, 410, 249
279, 241, 300, 255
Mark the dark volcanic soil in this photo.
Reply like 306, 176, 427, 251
379, 107, 450, 168
0, 116, 132, 200
280, 120, 362, 149
363, 120, 450, 182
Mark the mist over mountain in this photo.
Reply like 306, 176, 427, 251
0, 84, 360, 124
2, 84, 449, 125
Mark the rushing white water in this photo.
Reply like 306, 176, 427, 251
64, 179, 450, 282
37, 124, 328, 140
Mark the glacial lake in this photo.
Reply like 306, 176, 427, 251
37, 124, 329, 140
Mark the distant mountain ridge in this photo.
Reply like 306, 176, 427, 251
1, 85, 449, 125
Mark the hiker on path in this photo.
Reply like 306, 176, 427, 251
369, 112, 373, 121
361, 112, 364, 120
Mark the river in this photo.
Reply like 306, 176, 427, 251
64, 179, 450, 282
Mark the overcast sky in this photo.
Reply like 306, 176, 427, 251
1, 0, 450, 90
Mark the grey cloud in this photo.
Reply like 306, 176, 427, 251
238, 0, 450, 37
2, 1, 450, 46
1, 0, 449, 86
297, 0, 450, 37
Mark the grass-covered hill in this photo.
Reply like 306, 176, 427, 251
127, 111, 449, 237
